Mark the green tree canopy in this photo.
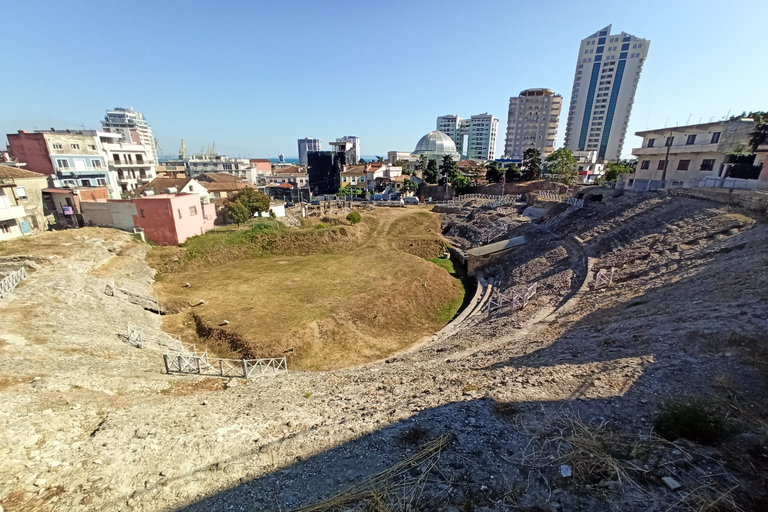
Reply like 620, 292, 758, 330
424, 159, 439, 184
395, 160, 410, 175
417, 154, 429, 171
451, 175, 471, 194
485, 162, 504, 183
604, 161, 634, 182
522, 148, 542, 181
504, 164, 522, 182
401, 178, 418, 193
748, 113, 768, 152
227, 200, 250, 226
230, 188, 270, 217
545, 148, 578, 185
439, 155, 460, 186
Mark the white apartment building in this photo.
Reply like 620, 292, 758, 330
298, 137, 321, 166
629, 119, 755, 186
564, 25, 649, 162
572, 150, 605, 183
92, 131, 157, 195
504, 89, 562, 160
185, 153, 252, 178
436, 115, 470, 155
101, 108, 158, 165
336, 136, 361, 164
467, 113, 498, 160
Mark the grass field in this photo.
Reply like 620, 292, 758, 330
154, 207, 465, 370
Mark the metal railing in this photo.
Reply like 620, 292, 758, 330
487, 282, 537, 314
163, 353, 288, 378
0, 267, 27, 298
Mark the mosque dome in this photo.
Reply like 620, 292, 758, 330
414, 131, 459, 158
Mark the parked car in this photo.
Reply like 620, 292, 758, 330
285, 202, 295, 208
403, 196, 420, 205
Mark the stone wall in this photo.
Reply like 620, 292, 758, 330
667, 187, 768, 213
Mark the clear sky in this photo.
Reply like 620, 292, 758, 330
2, 0, 765, 160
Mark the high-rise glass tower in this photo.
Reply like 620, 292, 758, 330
564, 25, 649, 161
298, 137, 321, 166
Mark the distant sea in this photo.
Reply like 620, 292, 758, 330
270, 155, 381, 164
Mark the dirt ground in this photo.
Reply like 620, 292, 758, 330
0, 192, 767, 512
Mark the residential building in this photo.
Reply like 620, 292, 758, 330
298, 138, 321, 166
185, 152, 251, 179
339, 165, 369, 190
42, 186, 110, 227
572, 150, 605, 183
413, 131, 460, 163
564, 25, 650, 161
436, 115, 470, 155
336, 136, 361, 164
628, 119, 755, 188
136, 177, 211, 203
0, 165, 49, 239
307, 151, 342, 196
100, 108, 158, 165
6, 130, 119, 198
387, 151, 417, 164
249, 159, 274, 176
81, 193, 216, 245
467, 113, 499, 160
264, 166, 309, 188
504, 89, 562, 160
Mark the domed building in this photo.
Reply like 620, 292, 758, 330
413, 131, 460, 162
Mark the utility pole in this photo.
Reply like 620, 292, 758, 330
660, 129, 672, 185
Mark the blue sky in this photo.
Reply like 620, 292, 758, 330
2, 0, 765, 160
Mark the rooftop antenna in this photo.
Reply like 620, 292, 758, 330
725, 109, 732, 120
686, 114, 692, 125
664, 117, 669, 128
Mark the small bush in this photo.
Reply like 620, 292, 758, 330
346, 211, 362, 224
654, 399, 726, 445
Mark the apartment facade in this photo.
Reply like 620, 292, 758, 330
504, 89, 562, 160
298, 138, 321, 166
7, 131, 119, 198
336, 136, 361, 164
467, 114, 499, 160
0, 165, 49, 239
436, 115, 470, 156
100, 108, 158, 166
564, 25, 649, 161
630, 119, 755, 185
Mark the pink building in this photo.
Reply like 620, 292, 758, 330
81, 193, 215, 245
249, 159, 273, 174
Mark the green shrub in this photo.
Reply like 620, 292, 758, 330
654, 399, 726, 445
346, 211, 362, 224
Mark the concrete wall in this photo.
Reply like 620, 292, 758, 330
81, 200, 138, 229
202, 203, 216, 230
133, 194, 206, 245
667, 187, 768, 213
7, 132, 55, 175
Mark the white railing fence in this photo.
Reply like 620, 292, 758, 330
163, 353, 288, 378
487, 282, 538, 314
0, 267, 28, 298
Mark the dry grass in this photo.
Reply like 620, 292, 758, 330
154, 208, 464, 371
0, 227, 128, 259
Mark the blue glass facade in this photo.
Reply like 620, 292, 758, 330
577, 63, 602, 150
598, 59, 627, 160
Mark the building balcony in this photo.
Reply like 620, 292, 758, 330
56, 166, 106, 174
111, 161, 148, 167
632, 143, 719, 156
0, 204, 25, 222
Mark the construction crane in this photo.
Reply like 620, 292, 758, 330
179, 139, 186, 160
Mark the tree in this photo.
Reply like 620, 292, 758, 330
748, 115, 768, 152
439, 155, 459, 186
227, 200, 250, 227
401, 178, 418, 194
545, 148, 578, 185
358, 158, 367, 165
417, 154, 428, 172
376, 156, 384, 163
618, 158, 637, 172
485, 161, 504, 183
424, 159, 439, 184
451, 175, 471, 194
395, 160, 410, 175
522, 148, 542, 181
504, 164, 522, 182
230, 188, 270, 217
604, 161, 633, 182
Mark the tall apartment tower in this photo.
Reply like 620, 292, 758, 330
336, 136, 360, 164
564, 25, 649, 161
101, 108, 158, 165
504, 89, 562, 160
436, 115, 470, 156
298, 137, 321, 166
467, 113, 499, 160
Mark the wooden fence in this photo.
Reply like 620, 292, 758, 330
163, 353, 288, 378
0, 266, 27, 298
487, 282, 538, 314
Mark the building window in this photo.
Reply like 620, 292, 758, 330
189, 206, 198, 216
16, 186, 27, 199
97, 179, 106, 186
89, 145, 96, 150
81, 179, 92, 187
640, 160, 650, 170
56, 159, 69, 168
91, 159, 102, 168
686, 134, 696, 145
188, 186, 193, 192
140, 209, 146, 218
677, 160, 690, 171
0, 224, 10, 234
53, 143, 62, 150
711, 132, 721, 143
657, 160, 667, 171
647, 138, 655, 148
665, 137, 674, 146
700, 159, 715, 171
177, 209, 182, 219
71, 144, 80, 150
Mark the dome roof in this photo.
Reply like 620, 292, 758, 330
414, 131, 458, 155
